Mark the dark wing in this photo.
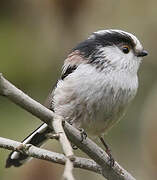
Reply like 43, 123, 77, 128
45, 50, 86, 110
61, 65, 77, 80
61, 50, 86, 79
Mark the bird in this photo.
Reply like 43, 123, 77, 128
5, 29, 148, 168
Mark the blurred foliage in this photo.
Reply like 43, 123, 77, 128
0, 0, 157, 179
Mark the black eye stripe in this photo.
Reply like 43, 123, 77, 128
72, 31, 136, 60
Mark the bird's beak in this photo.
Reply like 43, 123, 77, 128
137, 50, 148, 57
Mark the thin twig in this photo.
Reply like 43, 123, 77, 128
0, 73, 136, 180
0, 137, 102, 174
53, 114, 75, 180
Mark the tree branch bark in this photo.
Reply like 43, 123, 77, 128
0, 136, 102, 174
0, 73, 136, 180
53, 114, 75, 180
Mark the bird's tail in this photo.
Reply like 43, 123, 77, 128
5, 123, 52, 168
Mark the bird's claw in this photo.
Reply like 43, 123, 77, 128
106, 149, 115, 167
99, 136, 115, 167
72, 144, 78, 150
79, 128, 87, 142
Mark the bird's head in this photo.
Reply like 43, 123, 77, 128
73, 29, 148, 74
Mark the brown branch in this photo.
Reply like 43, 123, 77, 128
53, 114, 75, 180
0, 136, 102, 174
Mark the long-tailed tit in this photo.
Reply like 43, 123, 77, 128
6, 29, 148, 168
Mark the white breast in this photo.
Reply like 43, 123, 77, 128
53, 63, 138, 136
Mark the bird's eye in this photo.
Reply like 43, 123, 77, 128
122, 46, 130, 54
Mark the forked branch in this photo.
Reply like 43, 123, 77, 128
0, 137, 102, 174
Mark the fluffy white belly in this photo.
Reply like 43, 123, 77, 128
53, 64, 138, 136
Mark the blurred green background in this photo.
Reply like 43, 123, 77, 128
0, 0, 157, 179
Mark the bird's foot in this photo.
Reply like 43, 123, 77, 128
99, 136, 115, 167
79, 128, 87, 142
72, 144, 78, 150
106, 147, 115, 167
